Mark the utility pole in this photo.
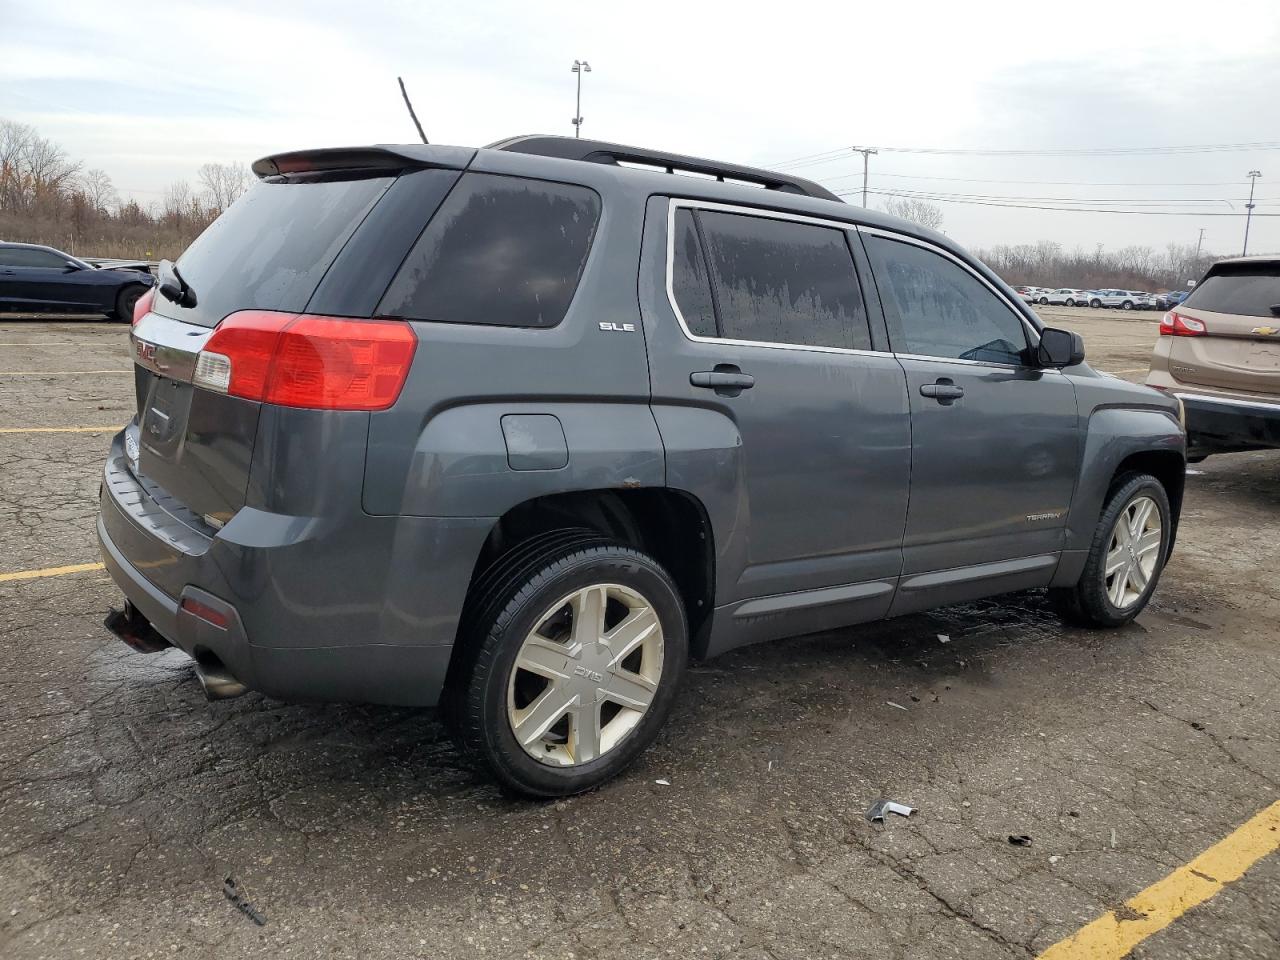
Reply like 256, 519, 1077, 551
1243, 170, 1261, 255
1195, 227, 1205, 259
571, 60, 592, 138
851, 146, 878, 208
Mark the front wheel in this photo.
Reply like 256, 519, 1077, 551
113, 285, 146, 323
1039, 297, 1050, 305
1090, 299, 1102, 308
1050, 472, 1171, 628
447, 537, 688, 797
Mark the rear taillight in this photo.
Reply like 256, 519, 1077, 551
132, 288, 155, 326
192, 311, 417, 411
1159, 311, 1206, 337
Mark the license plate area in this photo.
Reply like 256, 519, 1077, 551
141, 376, 194, 461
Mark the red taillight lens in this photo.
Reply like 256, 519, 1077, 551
132, 288, 155, 326
1159, 311, 1206, 337
193, 311, 417, 410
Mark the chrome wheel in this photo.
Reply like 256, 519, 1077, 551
507, 583, 664, 767
1104, 495, 1162, 610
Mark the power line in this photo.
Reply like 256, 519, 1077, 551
857, 189, 1280, 216
771, 139, 1280, 170
820, 171, 1255, 188
855, 186, 1277, 206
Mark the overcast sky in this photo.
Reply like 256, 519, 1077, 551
4, 0, 1279, 255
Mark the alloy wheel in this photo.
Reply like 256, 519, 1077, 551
1104, 495, 1162, 610
507, 583, 664, 767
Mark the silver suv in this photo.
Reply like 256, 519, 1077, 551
99, 135, 1186, 795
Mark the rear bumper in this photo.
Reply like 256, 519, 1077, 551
97, 430, 494, 706
1176, 392, 1280, 454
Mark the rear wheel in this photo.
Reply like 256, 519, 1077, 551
447, 536, 688, 797
113, 285, 145, 323
1066, 298, 1077, 307
1122, 300, 1134, 310
1050, 472, 1170, 628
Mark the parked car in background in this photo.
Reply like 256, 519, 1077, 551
1092, 289, 1154, 310
1155, 290, 1190, 310
1146, 256, 1280, 459
0, 242, 154, 321
1041, 288, 1091, 306
1014, 285, 1041, 303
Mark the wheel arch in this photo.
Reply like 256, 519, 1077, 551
462, 487, 717, 657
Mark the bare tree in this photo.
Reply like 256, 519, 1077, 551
197, 161, 251, 215
81, 168, 118, 216
883, 197, 944, 231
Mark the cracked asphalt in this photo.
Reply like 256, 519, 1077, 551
1, 309, 1277, 959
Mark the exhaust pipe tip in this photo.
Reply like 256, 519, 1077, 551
193, 655, 249, 700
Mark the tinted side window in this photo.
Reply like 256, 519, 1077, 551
1183, 263, 1280, 318
866, 236, 1028, 364
380, 173, 600, 328
670, 209, 718, 337
1, 248, 66, 268
697, 211, 871, 350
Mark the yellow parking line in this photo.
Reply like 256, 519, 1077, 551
0, 426, 118, 433
0, 370, 130, 376
1038, 799, 1280, 959
0, 562, 106, 583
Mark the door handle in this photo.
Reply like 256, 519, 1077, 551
691, 365, 754, 396
920, 379, 964, 404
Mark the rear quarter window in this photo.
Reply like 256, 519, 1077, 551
377, 173, 601, 328
1183, 263, 1280, 318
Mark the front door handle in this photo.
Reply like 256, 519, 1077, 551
691, 365, 754, 396
920, 379, 964, 404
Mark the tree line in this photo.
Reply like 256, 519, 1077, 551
883, 197, 1215, 292
1, 118, 250, 261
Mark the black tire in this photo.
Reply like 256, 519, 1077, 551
1039, 297, 1049, 305
1090, 299, 1102, 308
1122, 300, 1134, 310
114, 285, 145, 323
446, 535, 688, 797
1066, 299, 1077, 307
1049, 472, 1171, 628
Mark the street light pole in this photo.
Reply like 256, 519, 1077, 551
1243, 170, 1261, 256
851, 146, 878, 208
571, 60, 592, 138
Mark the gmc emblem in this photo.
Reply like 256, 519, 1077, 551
135, 340, 157, 362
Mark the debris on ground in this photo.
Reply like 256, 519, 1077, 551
866, 799, 915, 823
937, 633, 951, 644
223, 876, 267, 926
1008, 835, 1033, 846
886, 701, 909, 711
654, 778, 671, 786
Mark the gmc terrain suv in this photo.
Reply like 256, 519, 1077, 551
99, 136, 1186, 796
1146, 256, 1280, 458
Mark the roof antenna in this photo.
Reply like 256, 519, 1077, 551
397, 76, 429, 144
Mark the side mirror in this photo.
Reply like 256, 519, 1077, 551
1036, 327, 1085, 369
62, 263, 81, 272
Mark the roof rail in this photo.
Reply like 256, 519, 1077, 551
486, 135, 842, 203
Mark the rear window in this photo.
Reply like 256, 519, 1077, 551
164, 174, 393, 327
1183, 263, 1280, 319
377, 173, 601, 328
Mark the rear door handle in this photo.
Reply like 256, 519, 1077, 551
691, 366, 754, 395
920, 379, 964, 404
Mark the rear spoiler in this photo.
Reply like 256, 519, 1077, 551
252, 144, 476, 179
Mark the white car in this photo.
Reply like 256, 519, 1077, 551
1090, 289, 1155, 310
1039, 288, 1091, 307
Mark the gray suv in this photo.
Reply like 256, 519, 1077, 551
99, 136, 1186, 796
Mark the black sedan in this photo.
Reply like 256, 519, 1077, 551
0, 242, 155, 322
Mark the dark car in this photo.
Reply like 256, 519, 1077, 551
99, 136, 1186, 796
0, 242, 154, 321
